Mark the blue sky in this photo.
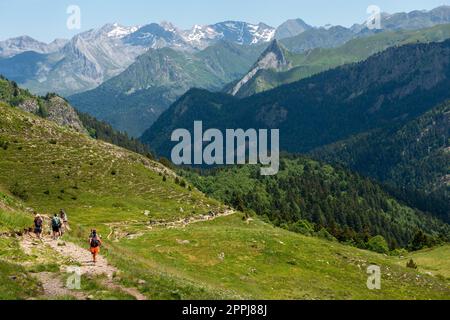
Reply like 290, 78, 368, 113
0, 0, 449, 42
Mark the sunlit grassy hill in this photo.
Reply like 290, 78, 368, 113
0, 102, 448, 300
0, 102, 222, 231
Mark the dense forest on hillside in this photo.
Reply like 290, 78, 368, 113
312, 102, 450, 223
180, 157, 450, 251
143, 40, 450, 157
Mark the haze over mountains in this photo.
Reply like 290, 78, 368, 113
69, 41, 266, 136
67, 5, 450, 136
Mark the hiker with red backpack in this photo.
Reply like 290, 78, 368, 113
89, 229, 102, 264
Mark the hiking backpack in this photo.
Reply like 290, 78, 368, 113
52, 217, 60, 228
90, 237, 100, 248
35, 218, 42, 228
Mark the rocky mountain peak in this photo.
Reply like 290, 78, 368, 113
229, 39, 289, 96
275, 18, 312, 39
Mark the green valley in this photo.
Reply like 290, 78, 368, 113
0, 88, 449, 300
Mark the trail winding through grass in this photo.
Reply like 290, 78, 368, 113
21, 234, 147, 300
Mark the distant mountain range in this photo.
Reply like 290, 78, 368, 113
123, 21, 275, 49
227, 23, 450, 97
0, 36, 68, 58
0, 5, 449, 98
0, 23, 146, 96
0, 21, 276, 96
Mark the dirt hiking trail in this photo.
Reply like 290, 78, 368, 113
21, 234, 146, 300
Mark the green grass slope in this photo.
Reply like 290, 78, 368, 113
108, 214, 450, 299
0, 194, 43, 299
0, 103, 449, 300
0, 102, 222, 229
399, 245, 450, 280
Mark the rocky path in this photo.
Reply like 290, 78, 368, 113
19, 210, 236, 299
107, 209, 236, 240
21, 234, 147, 300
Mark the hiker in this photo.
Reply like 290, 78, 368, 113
59, 209, 69, 235
89, 229, 102, 264
33, 213, 43, 240
51, 213, 62, 240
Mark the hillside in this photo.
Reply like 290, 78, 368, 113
0, 103, 222, 226
142, 39, 450, 158
180, 158, 450, 249
312, 101, 450, 223
231, 24, 450, 97
1, 96, 449, 300
69, 41, 266, 137
0, 75, 150, 156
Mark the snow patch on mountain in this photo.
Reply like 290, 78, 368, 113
106, 23, 139, 39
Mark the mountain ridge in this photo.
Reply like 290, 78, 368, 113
229, 23, 450, 97
142, 39, 450, 166
69, 41, 266, 136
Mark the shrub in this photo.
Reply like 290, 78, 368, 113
389, 248, 408, 257
406, 259, 418, 269
409, 230, 430, 251
288, 220, 315, 236
0, 139, 9, 150
37, 101, 49, 118
9, 96, 25, 107
367, 235, 389, 254
159, 157, 174, 169
10, 182, 28, 201
316, 228, 337, 242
